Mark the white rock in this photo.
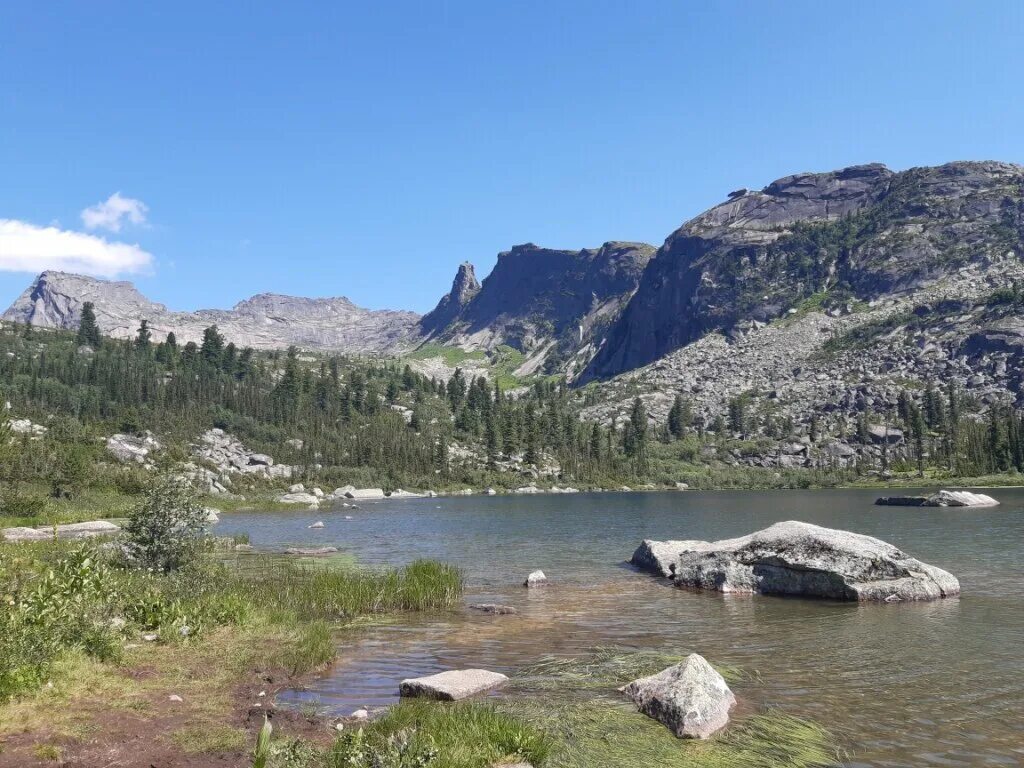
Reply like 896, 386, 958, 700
308, 521, 325, 529
344, 488, 386, 500
399, 669, 508, 700
523, 570, 548, 588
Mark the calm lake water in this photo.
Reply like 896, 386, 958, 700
216, 489, 1024, 768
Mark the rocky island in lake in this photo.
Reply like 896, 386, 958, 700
631, 520, 961, 601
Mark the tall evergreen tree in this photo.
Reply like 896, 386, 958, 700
76, 302, 101, 347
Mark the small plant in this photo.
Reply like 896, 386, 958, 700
252, 714, 272, 768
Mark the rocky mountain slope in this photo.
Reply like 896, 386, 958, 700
579, 161, 1024, 466
3, 271, 422, 353
420, 241, 655, 376
584, 161, 1024, 381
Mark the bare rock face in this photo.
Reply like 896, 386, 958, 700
106, 432, 161, 465
620, 654, 736, 739
3, 271, 421, 354
585, 161, 1024, 380
420, 262, 481, 335
420, 242, 655, 377
399, 669, 508, 701
631, 520, 960, 602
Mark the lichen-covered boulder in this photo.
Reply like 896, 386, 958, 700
631, 520, 959, 602
620, 654, 735, 739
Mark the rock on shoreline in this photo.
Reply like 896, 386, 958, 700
631, 520, 960, 601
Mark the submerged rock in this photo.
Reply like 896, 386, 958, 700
469, 603, 518, 615
876, 490, 999, 507
631, 520, 959, 602
620, 653, 735, 739
399, 669, 508, 700
285, 546, 337, 555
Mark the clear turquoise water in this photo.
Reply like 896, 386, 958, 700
216, 488, 1024, 767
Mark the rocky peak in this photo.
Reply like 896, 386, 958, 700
420, 262, 481, 335
420, 241, 655, 374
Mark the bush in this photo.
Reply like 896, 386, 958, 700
0, 486, 50, 519
122, 476, 209, 573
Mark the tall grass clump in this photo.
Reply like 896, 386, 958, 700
234, 558, 463, 621
328, 700, 553, 768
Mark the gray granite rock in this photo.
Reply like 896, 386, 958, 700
621, 654, 735, 739
632, 520, 959, 601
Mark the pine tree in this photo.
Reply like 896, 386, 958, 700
135, 319, 152, 350
667, 394, 688, 440
200, 325, 225, 366
76, 302, 101, 347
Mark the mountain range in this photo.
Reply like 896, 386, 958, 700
5, 161, 1023, 414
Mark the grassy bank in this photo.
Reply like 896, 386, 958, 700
0, 534, 463, 764
246, 647, 838, 768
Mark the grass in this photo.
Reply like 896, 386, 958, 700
407, 343, 488, 366
0, 483, 134, 528
511, 647, 750, 693
506, 698, 837, 768
333, 700, 555, 768
171, 722, 248, 754
233, 557, 464, 621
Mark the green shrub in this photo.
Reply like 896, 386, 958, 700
0, 486, 50, 519
122, 476, 208, 573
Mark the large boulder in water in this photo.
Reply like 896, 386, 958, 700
620, 654, 735, 739
876, 490, 999, 507
630, 520, 959, 602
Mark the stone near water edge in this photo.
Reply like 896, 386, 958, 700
399, 669, 508, 701
285, 546, 337, 555
345, 488, 386, 500
387, 488, 425, 499
620, 653, 736, 739
631, 520, 960, 602
469, 603, 518, 615
523, 570, 548, 588
349, 708, 369, 721
278, 491, 320, 506
2, 520, 121, 542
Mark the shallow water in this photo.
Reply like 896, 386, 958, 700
216, 489, 1024, 767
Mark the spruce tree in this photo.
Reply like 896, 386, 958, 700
76, 302, 101, 347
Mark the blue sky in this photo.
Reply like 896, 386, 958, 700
1, 1, 1022, 314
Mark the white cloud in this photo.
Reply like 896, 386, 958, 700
0, 219, 153, 278
80, 192, 148, 233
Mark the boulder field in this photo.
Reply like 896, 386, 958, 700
631, 520, 959, 602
